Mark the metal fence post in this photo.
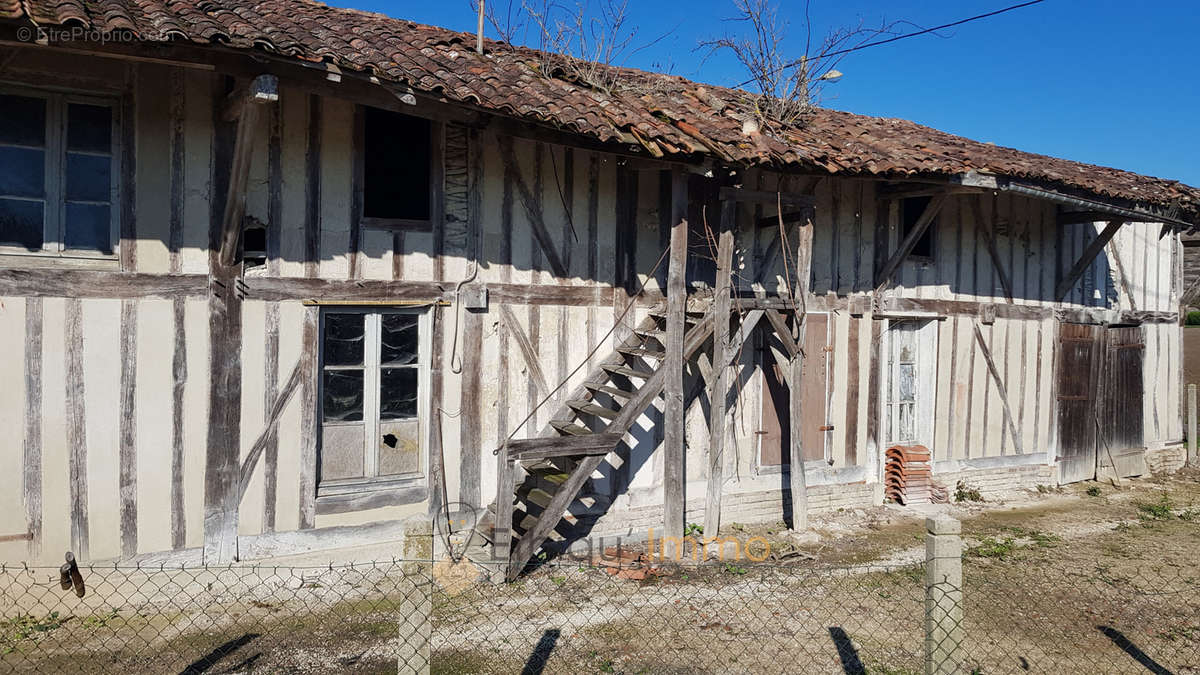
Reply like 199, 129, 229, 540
401, 517, 433, 674
1188, 384, 1197, 467
925, 515, 963, 675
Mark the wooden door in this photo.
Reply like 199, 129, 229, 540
1099, 326, 1146, 477
1056, 323, 1102, 484
760, 313, 830, 466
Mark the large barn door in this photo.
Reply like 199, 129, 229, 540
759, 313, 830, 466
1056, 323, 1102, 484
1098, 326, 1147, 478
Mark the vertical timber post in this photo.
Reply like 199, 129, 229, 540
789, 213, 814, 531
205, 75, 278, 563
704, 199, 735, 546
663, 169, 688, 560
1189, 384, 1197, 466
925, 515, 964, 675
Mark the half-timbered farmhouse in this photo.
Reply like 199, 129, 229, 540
0, 1, 1196, 576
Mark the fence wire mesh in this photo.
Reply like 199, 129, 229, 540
1, 552, 1198, 673
0, 560, 431, 674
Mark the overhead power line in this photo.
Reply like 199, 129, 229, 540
736, 0, 1048, 88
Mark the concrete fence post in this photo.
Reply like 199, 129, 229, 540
925, 515, 963, 675
400, 517, 433, 675
1188, 384, 1197, 467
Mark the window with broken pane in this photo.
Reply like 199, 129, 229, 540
318, 309, 426, 491
0, 89, 118, 257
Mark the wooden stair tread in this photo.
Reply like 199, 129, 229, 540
585, 383, 636, 400
617, 346, 666, 359
550, 420, 590, 436
567, 400, 620, 420
601, 364, 653, 379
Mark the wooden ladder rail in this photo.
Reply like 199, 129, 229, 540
504, 313, 716, 580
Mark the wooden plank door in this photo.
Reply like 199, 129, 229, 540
760, 313, 830, 466
1099, 326, 1146, 477
1056, 323, 1102, 484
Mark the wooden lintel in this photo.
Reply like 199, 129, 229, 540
719, 186, 816, 209
972, 196, 1015, 304
217, 74, 279, 268
875, 192, 947, 293
360, 217, 433, 232
1055, 220, 1124, 301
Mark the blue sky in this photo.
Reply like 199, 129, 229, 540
345, 1, 1199, 186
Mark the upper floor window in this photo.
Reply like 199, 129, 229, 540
901, 195, 936, 260
0, 88, 119, 257
360, 106, 432, 229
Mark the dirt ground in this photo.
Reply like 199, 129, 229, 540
434, 470, 1200, 674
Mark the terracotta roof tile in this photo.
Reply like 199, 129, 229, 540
3, 0, 1197, 223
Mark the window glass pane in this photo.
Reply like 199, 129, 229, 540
379, 367, 418, 420
323, 369, 364, 422
0, 95, 46, 146
380, 313, 418, 365
66, 153, 111, 202
64, 202, 111, 253
378, 419, 420, 477
323, 313, 365, 366
0, 198, 44, 249
0, 147, 45, 198
363, 106, 431, 220
320, 424, 365, 481
67, 104, 112, 153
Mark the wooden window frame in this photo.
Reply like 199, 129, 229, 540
315, 306, 432, 507
355, 105, 443, 234
0, 83, 122, 266
882, 318, 938, 450
898, 196, 936, 264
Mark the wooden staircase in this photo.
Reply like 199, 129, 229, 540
471, 305, 717, 581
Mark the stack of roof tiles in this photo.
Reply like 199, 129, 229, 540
885, 445, 947, 506
2, 0, 1199, 226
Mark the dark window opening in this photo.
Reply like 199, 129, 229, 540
901, 196, 936, 259
243, 224, 267, 267
362, 107, 431, 221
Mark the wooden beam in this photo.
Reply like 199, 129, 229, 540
719, 186, 816, 209
875, 192, 947, 293
972, 195, 1015, 304
755, 211, 810, 228
237, 358, 305, 501
497, 135, 569, 279
499, 304, 552, 398
505, 433, 623, 460
703, 200, 735, 541
1106, 239, 1137, 311
221, 74, 279, 121
1055, 220, 1123, 302
663, 169, 689, 558
764, 309, 798, 358
878, 184, 975, 201
217, 74, 278, 268
972, 322, 1024, 455
0, 269, 207, 299
790, 216, 815, 531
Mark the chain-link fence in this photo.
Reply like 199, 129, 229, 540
0, 560, 431, 673
2, 523, 1199, 673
